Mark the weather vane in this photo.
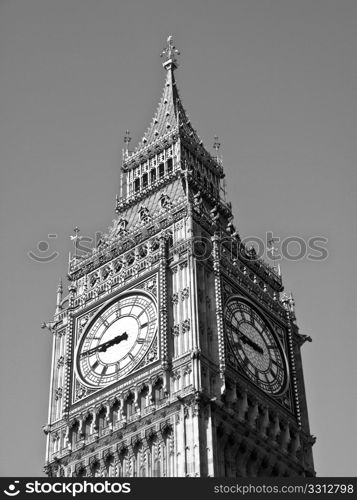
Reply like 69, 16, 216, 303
160, 35, 180, 68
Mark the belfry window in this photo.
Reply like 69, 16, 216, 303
167, 158, 173, 173
134, 178, 140, 192
142, 173, 148, 188
159, 163, 165, 178
150, 169, 156, 183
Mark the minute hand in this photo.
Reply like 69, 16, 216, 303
230, 324, 264, 354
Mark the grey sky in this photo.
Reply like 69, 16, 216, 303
0, 0, 356, 476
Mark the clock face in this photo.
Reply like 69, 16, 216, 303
225, 299, 288, 395
76, 293, 157, 388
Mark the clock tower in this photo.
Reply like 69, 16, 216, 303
43, 36, 315, 477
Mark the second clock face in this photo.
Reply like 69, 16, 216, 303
76, 293, 157, 388
225, 299, 288, 395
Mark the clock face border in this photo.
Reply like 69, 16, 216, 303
74, 290, 158, 389
224, 296, 290, 396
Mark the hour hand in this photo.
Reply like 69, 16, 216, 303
81, 332, 128, 358
97, 332, 128, 352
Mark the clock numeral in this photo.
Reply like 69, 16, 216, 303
101, 366, 108, 376
91, 361, 99, 371
140, 322, 148, 329
128, 352, 134, 361
137, 338, 146, 344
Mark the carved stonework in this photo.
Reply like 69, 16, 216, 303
135, 276, 158, 298
76, 384, 88, 401
55, 388, 63, 400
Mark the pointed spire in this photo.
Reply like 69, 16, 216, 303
126, 35, 202, 156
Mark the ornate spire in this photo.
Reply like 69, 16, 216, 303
126, 35, 201, 154
160, 35, 180, 71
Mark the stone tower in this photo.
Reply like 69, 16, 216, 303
43, 36, 315, 477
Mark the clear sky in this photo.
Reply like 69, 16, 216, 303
0, 0, 356, 476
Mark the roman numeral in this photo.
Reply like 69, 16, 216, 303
137, 338, 146, 344
101, 366, 108, 376
128, 353, 134, 361
91, 361, 99, 371
141, 322, 148, 329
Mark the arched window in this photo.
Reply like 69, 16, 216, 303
139, 386, 149, 413
159, 163, 165, 178
104, 454, 114, 477
70, 421, 79, 449
150, 169, 156, 183
112, 400, 120, 426
83, 415, 92, 439
153, 379, 165, 404
90, 459, 101, 477
134, 178, 140, 192
142, 173, 148, 188
153, 457, 161, 477
98, 407, 107, 434
166, 158, 173, 173
125, 393, 135, 419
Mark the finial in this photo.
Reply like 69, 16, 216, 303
70, 227, 82, 259
213, 135, 221, 154
124, 129, 131, 148
123, 129, 132, 159
161, 35, 180, 70
56, 278, 63, 315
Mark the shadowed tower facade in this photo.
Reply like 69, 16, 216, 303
43, 36, 315, 477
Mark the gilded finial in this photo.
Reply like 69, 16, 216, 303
161, 35, 180, 70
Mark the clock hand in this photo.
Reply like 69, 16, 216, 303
241, 335, 264, 354
81, 332, 128, 358
97, 332, 128, 352
230, 324, 264, 355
